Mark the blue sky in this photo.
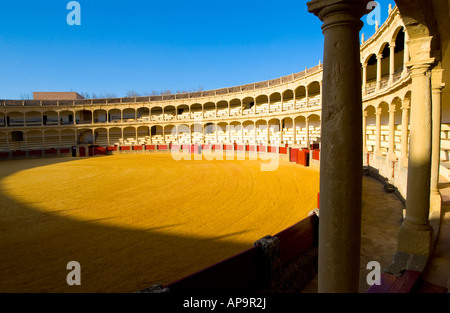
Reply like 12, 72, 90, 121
0, 0, 394, 99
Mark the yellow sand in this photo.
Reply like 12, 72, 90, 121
0, 153, 319, 293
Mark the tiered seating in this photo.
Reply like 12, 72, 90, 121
204, 110, 216, 119
151, 134, 164, 144
191, 132, 203, 143
109, 132, 122, 146
44, 134, 60, 148
230, 107, 241, 116
217, 108, 228, 117
177, 112, 190, 120
178, 132, 190, 143
164, 134, 177, 143
0, 134, 9, 151
282, 128, 294, 144
269, 128, 281, 144
26, 134, 44, 150
204, 132, 215, 143
164, 114, 174, 121
309, 95, 321, 106
60, 132, 76, 148
255, 104, 269, 115
151, 114, 163, 121
242, 108, 253, 115
95, 132, 108, 146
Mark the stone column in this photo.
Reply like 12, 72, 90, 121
363, 110, 368, 152
376, 54, 382, 91
308, 0, 368, 293
402, 31, 410, 77
362, 64, 367, 95
305, 117, 310, 149
389, 42, 396, 85
430, 68, 445, 194
107, 129, 110, 146
375, 107, 382, 155
305, 87, 309, 107
280, 121, 284, 143
397, 36, 435, 260
267, 122, 270, 145
400, 98, 410, 167
388, 105, 397, 160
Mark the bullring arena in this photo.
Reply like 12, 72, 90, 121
1, 4, 450, 293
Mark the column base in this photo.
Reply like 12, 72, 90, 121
397, 222, 433, 259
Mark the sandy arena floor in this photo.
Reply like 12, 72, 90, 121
0, 153, 319, 293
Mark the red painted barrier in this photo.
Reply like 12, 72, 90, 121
145, 145, 155, 151
133, 145, 143, 151
0, 152, 9, 158
317, 192, 320, 209
158, 144, 168, 150
313, 149, 320, 161
79, 147, 86, 157
213, 144, 222, 150
297, 149, 309, 166
236, 144, 245, 151
60, 148, 70, 154
257, 145, 266, 152
290, 148, 298, 163
279, 146, 287, 154
224, 144, 233, 151
13, 150, 27, 157
120, 146, 131, 151
171, 144, 180, 151
45, 148, 57, 155
107, 146, 117, 151
94, 147, 106, 155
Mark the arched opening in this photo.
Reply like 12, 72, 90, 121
379, 101, 390, 155
203, 123, 215, 144
137, 107, 150, 122
75, 110, 92, 124
308, 82, 321, 106
191, 103, 203, 120
364, 54, 377, 94
269, 93, 282, 113
255, 95, 269, 115
164, 125, 176, 143
283, 90, 294, 111
163, 106, 176, 121
44, 130, 59, 148
60, 111, 74, 125
25, 111, 42, 126
255, 119, 267, 144
392, 27, 406, 82
204, 102, 216, 119
217, 101, 229, 118
108, 127, 122, 146
268, 118, 281, 144
230, 99, 241, 117
123, 127, 137, 145
137, 126, 150, 144
78, 129, 94, 145
42, 111, 58, 126
294, 116, 306, 145
151, 125, 164, 144
177, 104, 190, 120
242, 121, 255, 144
150, 107, 163, 121
60, 129, 76, 148
26, 130, 43, 150
123, 108, 136, 122
242, 97, 255, 115
217, 122, 228, 143
191, 123, 203, 144
230, 121, 241, 143
378, 43, 391, 89
282, 117, 294, 144
94, 128, 108, 146
308, 114, 321, 146
93, 109, 107, 124
295, 86, 307, 108
177, 124, 190, 143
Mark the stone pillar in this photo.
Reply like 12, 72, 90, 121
430, 68, 445, 194
402, 31, 410, 77
389, 42, 396, 85
280, 121, 283, 144
363, 110, 368, 152
305, 117, 310, 149
375, 107, 382, 155
388, 105, 397, 160
305, 87, 309, 107
308, 0, 368, 293
400, 99, 410, 167
107, 129, 110, 146
362, 64, 367, 95
376, 54, 382, 91
397, 36, 435, 260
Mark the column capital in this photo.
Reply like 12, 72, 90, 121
307, 0, 371, 29
431, 68, 446, 91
